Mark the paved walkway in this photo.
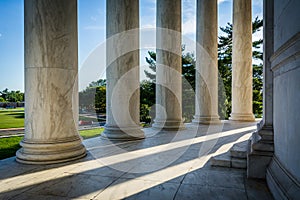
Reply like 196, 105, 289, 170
0, 126, 102, 138
0, 122, 273, 200
0, 128, 24, 138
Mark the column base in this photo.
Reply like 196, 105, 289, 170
152, 119, 185, 130
192, 115, 221, 125
16, 136, 86, 164
229, 113, 255, 121
102, 125, 145, 140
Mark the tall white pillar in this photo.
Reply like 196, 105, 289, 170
230, 0, 255, 121
193, 0, 220, 124
153, 0, 185, 130
247, 0, 274, 179
103, 0, 145, 140
16, 0, 86, 164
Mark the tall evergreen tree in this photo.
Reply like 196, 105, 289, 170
144, 46, 196, 122
144, 17, 263, 120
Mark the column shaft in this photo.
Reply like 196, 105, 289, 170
230, 0, 255, 121
153, 0, 185, 130
262, 0, 274, 128
103, 0, 144, 140
247, 0, 274, 179
193, 0, 220, 124
17, 0, 86, 164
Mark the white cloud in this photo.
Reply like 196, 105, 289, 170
182, 0, 196, 35
145, 0, 156, 3
0, 33, 2, 37
253, 29, 263, 42
182, 19, 196, 35
252, 0, 263, 7
218, 0, 228, 4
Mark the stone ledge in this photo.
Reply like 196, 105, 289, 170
230, 141, 248, 159
210, 152, 231, 168
232, 158, 247, 169
210, 151, 247, 169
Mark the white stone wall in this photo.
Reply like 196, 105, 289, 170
267, 0, 300, 198
273, 0, 300, 183
274, 0, 300, 50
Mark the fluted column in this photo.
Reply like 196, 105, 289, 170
153, 0, 185, 130
230, 0, 255, 121
16, 0, 86, 164
193, 0, 220, 124
103, 0, 145, 140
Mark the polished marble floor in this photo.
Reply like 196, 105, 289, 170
0, 121, 273, 200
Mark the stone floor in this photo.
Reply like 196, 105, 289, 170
0, 121, 273, 200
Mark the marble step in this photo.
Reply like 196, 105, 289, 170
232, 157, 247, 169
230, 141, 248, 159
210, 152, 247, 169
210, 152, 231, 168
211, 140, 249, 169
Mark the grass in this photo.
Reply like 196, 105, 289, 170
0, 108, 25, 129
0, 108, 104, 160
79, 116, 99, 122
0, 136, 22, 160
0, 128, 104, 160
0, 108, 105, 129
80, 128, 104, 139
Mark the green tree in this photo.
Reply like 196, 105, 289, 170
144, 46, 196, 90
88, 79, 106, 87
79, 79, 106, 114
140, 80, 156, 124
94, 86, 106, 114
0, 88, 9, 101
144, 47, 196, 122
0, 88, 24, 102
144, 17, 263, 120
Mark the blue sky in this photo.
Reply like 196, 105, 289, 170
0, 0, 262, 92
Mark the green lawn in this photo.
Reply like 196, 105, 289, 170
0, 108, 104, 129
0, 108, 104, 160
79, 116, 99, 122
80, 128, 104, 139
0, 136, 22, 160
0, 128, 103, 160
0, 108, 25, 129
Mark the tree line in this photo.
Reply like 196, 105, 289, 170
80, 18, 263, 123
0, 88, 24, 103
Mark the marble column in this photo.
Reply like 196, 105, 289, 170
193, 0, 220, 124
230, 0, 255, 121
16, 0, 86, 164
102, 0, 145, 140
247, 0, 274, 179
152, 0, 185, 130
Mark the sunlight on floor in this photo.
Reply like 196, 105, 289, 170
0, 125, 255, 197
94, 132, 253, 199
